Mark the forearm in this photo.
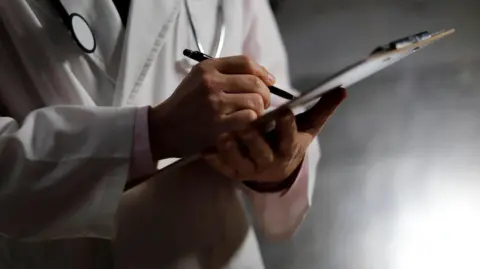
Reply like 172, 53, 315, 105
0, 105, 137, 240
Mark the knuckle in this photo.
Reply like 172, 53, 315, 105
262, 152, 274, 164
200, 73, 218, 92
238, 54, 251, 64
247, 75, 263, 91
193, 63, 220, 92
212, 112, 224, 124
285, 112, 296, 125
251, 94, 264, 111
192, 62, 209, 75
253, 76, 264, 89
284, 109, 295, 119
250, 76, 269, 104
239, 55, 255, 73
279, 109, 294, 121
244, 99, 255, 112
245, 110, 258, 122
207, 93, 222, 112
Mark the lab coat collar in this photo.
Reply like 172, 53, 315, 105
113, 0, 181, 106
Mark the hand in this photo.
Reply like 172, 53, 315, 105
148, 56, 275, 160
203, 88, 347, 186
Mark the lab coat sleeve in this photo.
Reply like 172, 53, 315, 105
0, 105, 137, 241
242, 0, 321, 240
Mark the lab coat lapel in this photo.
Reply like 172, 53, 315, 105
60, 0, 123, 77
114, 0, 182, 106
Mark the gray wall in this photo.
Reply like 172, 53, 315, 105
260, 1, 480, 268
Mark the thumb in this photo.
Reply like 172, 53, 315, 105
296, 87, 347, 135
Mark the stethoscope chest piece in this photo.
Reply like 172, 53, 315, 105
68, 13, 96, 53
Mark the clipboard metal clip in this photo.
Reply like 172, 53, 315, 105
371, 31, 432, 54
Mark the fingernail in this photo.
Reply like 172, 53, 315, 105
262, 66, 276, 85
267, 72, 276, 85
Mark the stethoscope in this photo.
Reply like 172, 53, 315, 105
52, 0, 226, 58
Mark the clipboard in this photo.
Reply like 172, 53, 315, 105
125, 29, 455, 191
256, 29, 455, 124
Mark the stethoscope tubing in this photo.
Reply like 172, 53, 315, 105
53, 0, 226, 57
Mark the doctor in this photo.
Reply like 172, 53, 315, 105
0, 0, 346, 268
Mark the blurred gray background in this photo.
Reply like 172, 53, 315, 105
260, 0, 480, 268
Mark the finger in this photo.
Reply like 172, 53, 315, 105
239, 129, 274, 169
221, 75, 270, 108
275, 110, 298, 158
210, 55, 275, 86
216, 134, 255, 177
221, 109, 259, 132
297, 87, 347, 134
203, 153, 232, 177
220, 93, 265, 115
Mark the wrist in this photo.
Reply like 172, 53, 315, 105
243, 157, 304, 193
148, 105, 176, 161
129, 106, 158, 181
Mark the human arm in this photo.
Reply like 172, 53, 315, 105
0, 58, 270, 242
0, 57, 272, 241
0, 0, 297, 242
0, 105, 137, 240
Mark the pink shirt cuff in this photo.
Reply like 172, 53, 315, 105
245, 155, 310, 239
281, 156, 309, 197
129, 106, 157, 181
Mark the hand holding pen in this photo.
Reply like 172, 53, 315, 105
126, 51, 345, 191
183, 49, 295, 100
142, 54, 281, 160
126, 53, 284, 190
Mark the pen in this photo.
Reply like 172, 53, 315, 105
183, 49, 295, 100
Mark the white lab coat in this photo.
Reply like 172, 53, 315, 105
0, 0, 320, 268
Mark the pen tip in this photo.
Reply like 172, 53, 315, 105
183, 49, 193, 57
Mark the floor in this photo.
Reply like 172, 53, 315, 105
259, 0, 480, 268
